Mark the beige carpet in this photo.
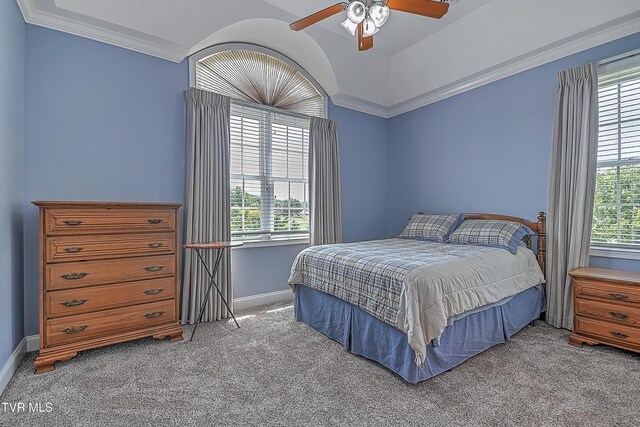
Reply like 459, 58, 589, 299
2, 301, 639, 426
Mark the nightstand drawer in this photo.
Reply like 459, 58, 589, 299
575, 298, 640, 326
574, 280, 640, 304
46, 232, 175, 263
46, 208, 176, 235
575, 316, 640, 347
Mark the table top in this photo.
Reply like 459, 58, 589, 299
570, 267, 640, 285
183, 241, 244, 249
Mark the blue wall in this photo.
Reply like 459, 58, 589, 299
330, 103, 390, 243
387, 32, 640, 271
22, 26, 390, 333
0, 1, 25, 369
23, 26, 188, 335
18, 22, 640, 338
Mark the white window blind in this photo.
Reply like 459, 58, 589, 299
592, 54, 640, 248
230, 101, 310, 242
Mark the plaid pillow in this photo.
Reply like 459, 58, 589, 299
399, 214, 464, 243
446, 219, 533, 254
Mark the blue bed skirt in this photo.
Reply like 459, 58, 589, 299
294, 285, 546, 384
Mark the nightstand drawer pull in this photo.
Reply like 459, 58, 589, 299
147, 219, 163, 224
60, 299, 88, 307
143, 288, 165, 295
609, 331, 629, 339
148, 243, 162, 248
64, 247, 84, 253
144, 311, 165, 319
609, 312, 629, 320
143, 265, 165, 272
609, 293, 629, 300
61, 272, 89, 280
61, 325, 89, 334
64, 220, 83, 226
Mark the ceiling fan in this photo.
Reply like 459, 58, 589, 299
290, 0, 451, 51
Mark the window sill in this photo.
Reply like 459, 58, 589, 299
590, 246, 640, 260
231, 237, 310, 249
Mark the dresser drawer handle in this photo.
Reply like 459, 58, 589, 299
147, 219, 163, 224
64, 220, 83, 226
148, 243, 162, 248
60, 298, 88, 307
144, 311, 165, 319
143, 288, 165, 295
143, 265, 165, 272
64, 247, 84, 253
61, 325, 89, 334
609, 312, 629, 320
609, 331, 629, 339
609, 293, 629, 300
61, 272, 89, 280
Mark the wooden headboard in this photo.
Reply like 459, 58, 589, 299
464, 212, 546, 276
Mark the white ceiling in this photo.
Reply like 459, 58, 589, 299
17, 0, 640, 117
261, 0, 492, 56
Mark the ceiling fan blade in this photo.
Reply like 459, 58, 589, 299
290, 3, 346, 31
386, 0, 449, 19
357, 22, 373, 51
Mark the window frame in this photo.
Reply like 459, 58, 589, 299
229, 100, 311, 244
591, 49, 640, 259
190, 44, 327, 248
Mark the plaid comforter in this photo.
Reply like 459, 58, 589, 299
289, 238, 545, 366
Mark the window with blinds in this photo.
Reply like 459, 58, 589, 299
230, 101, 310, 242
592, 53, 640, 248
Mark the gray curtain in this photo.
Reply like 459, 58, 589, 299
181, 88, 232, 324
546, 63, 599, 330
309, 117, 343, 246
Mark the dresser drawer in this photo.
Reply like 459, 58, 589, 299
575, 316, 640, 347
46, 277, 176, 318
46, 300, 176, 347
575, 298, 640, 326
46, 255, 175, 290
46, 233, 175, 263
46, 208, 176, 235
574, 279, 640, 304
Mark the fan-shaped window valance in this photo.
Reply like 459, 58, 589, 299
194, 49, 325, 117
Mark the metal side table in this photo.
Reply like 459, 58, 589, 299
183, 241, 243, 341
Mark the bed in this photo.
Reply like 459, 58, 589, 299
288, 213, 547, 384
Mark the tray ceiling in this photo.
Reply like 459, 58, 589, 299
17, 0, 640, 117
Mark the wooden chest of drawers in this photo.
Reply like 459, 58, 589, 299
569, 267, 640, 353
33, 201, 183, 373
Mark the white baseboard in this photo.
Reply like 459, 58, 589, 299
26, 335, 39, 353
20, 291, 294, 353
233, 289, 293, 311
0, 338, 27, 397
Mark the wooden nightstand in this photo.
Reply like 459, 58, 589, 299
569, 267, 640, 353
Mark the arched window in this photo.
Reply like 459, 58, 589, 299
190, 45, 326, 243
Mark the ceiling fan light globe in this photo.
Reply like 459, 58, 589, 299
341, 18, 358, 36
362, 17, 379, 37
346, 1, 366, 24
369, 5, 389, 27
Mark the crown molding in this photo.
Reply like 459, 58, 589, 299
387, 11, 640, 117
17, 0, 187, 63
330, 93, 391, 118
